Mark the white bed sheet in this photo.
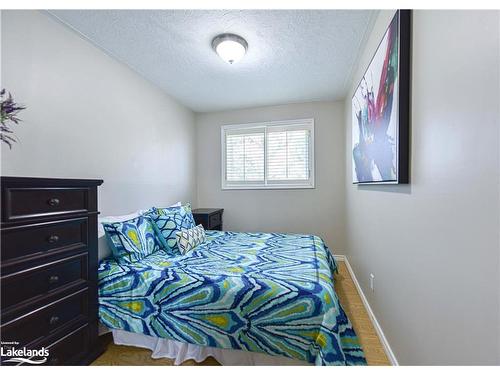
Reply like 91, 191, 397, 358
111, 329, 310, 366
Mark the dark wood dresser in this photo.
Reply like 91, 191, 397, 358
0, 176, 103, 365
192, 208, 223, 231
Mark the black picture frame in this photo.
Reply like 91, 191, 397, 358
351, 10, 411, 184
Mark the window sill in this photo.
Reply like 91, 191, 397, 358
221, 184, 315, 190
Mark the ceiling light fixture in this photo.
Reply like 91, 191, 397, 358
212, 33, 248, 64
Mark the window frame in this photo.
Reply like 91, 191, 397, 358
221, 118, 315, 190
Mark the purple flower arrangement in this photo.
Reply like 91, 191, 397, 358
1, 89, 26, 148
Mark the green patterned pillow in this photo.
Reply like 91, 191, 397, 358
103, 215, 162, 264
176, 224, 206, 255
146, 203, 196, 254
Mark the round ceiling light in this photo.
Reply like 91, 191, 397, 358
212, 33, 248, 64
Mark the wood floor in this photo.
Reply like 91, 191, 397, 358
334, 261, 390, 365
91, 260, 390, 366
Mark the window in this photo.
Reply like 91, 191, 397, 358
221, 119, 314, 189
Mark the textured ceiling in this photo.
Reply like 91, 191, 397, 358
48, 10, 376, 112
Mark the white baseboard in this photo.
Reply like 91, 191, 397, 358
333, 254, 347, 262
334, 255, 399, 366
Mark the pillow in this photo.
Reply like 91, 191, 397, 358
98, 212, 142, 238
137, 201, 181, 217
146, 203, 196, 254
97, 202, 181, 259
98, 212, 142, 260
103, 215, 162, 264
176, 225, 206, 255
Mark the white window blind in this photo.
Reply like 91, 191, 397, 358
222, 119, 314, 189
226, 131, 264, 182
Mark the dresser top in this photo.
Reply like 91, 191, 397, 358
192, 208, 224, 215
1, 176, 104, 187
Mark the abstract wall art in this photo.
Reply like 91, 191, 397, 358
352, 10, 411, 184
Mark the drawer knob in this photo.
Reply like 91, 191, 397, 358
48, 275, 59, 284
49, 357, 59, 365
47, 235, 60, 244
49, 316, 60, 325
47, 198, 60, 207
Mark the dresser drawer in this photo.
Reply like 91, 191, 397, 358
1, 289, 89, 348
2, 187, 90, 222
1, 253, 88, 312
44, 324, 90, 366
193, 209, 223, 230
209, 212, 222, 228
1, 217, 88, 266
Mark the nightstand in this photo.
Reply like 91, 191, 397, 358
192, 208, 223, 231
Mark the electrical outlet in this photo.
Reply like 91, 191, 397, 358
369, 273, 375, 292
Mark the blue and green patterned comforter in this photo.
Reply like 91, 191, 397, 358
98, 231, 366, 365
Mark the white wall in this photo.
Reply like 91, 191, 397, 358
0, 10, 197, 215
345, 10, 500, 365
196, 101, 347, 252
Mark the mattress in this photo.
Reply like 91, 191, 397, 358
98, 230, 366, 365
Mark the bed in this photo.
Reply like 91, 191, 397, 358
98, 230, 366, 365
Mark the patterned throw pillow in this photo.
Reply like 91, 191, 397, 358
103, 215, 161, 264
146, 203, 196, 254
176, 225, 206, 254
